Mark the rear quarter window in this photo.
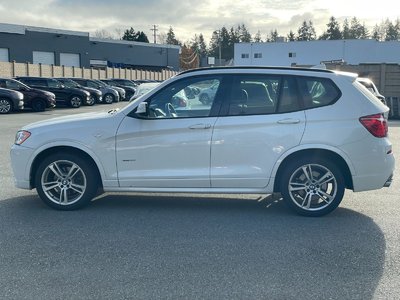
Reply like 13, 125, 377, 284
297, 77, 341, 109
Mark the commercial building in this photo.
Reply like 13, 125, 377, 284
0, 23, 180, 71
234, 39, 400, 67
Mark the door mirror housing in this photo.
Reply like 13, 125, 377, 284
136, 102, 148, 115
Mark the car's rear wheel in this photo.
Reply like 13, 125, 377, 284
32, 98, 46, 112
69, 96, 82, 108
280, 157, 345, 217
103, 93, 114, 104
0, 98, 12, 114
35, 153, 99, 210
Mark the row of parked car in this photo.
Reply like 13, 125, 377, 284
0, 76, 161, 114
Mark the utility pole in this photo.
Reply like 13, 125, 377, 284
150, 25, 158, 44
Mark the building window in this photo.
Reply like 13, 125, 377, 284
241, 53, 249, 59
289, 52, 296, 58
254, 53, 262, 59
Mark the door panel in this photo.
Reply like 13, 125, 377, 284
211, 111, 306, 188
116, 116, 216, 188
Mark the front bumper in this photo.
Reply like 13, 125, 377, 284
10, 144, 35, 189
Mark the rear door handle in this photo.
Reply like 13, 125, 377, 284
277, 119, 301, 124
189, 124, 212, 129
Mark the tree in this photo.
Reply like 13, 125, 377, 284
198, 33, 208, 56
342, 18, 351, 39
349, 17, 369, 39
254, 30, 263, 42
287, 30, 296, 41
166, 26, 181, 45
385, 19, 400, 41
320, 16, 342, 40
122, 27, 149, 43
266, 29, 279, 42
297, 20, 316, 41
238, 24, 252, 42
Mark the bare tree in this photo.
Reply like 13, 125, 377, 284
93, 29, 113, 39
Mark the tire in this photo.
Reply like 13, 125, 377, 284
86, 95, 96, 106
103, 93, 115, 104
35, 153, 99, 210
0, 98, 12, 114
199, 94, 210, 105
279, 157, 345, 217
69, 95, 82, 108
32, 99, 46, 112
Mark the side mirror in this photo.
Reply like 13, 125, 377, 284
136, 102, 148, 114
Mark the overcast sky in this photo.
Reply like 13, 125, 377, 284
0, 0, 399, 43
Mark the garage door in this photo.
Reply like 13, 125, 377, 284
60, 53, 80, 67
33, 51, 55, 65
0, 48, 9, 62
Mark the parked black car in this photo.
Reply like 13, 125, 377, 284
71, 78, 119, 104
105, 79, 137, 100
0, 78, 56, 112
16, 77, 90, 108
0, 87, 24, 114
56, 78, 102, 106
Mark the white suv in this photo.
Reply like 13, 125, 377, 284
10, 67, 395, 216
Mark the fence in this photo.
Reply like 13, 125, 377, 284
0, 61, 178, 81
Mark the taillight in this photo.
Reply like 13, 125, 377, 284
359, 113, 388, 138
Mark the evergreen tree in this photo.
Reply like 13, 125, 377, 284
166, 26, 180, 45
122, 27, 149, 43
385, 19, 399, 41
297, 20, 316, 41
198, 33, 208, 56
122, 27, 136, 41
287, 30, 296, 41
349, 17, 369, 39
342, 18, 351, 39
266, 29, 279, 42
254, 30, 263, 42
321, 16, 342, 40
238, 24, 252, 42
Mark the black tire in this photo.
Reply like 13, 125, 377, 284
69, 95, 82, 108
86, 95, 96, 106
32, 98, 46, 112
103, 93, 115, 104
279, 157, 345, 217
35, 152, 99, 210
0, 98, 12, 114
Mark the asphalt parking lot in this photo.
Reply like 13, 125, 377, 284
0, 104, 399, 299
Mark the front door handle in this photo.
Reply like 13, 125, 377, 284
189, 124, 212, 129
277, 119, 301, 124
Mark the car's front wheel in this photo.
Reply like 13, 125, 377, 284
0, 98, 12, 114
86, 95, 96, 106
103, 93, 115, 104
69, 95, 82, 108
35, 153, 99, 210
280, 157, 345, 217
32, 98, 46, 112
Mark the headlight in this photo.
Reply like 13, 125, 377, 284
15, 130, 31, 145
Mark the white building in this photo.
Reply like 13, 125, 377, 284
234, 39, 400, 67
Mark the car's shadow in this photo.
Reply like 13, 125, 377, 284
0, 194, 385, 300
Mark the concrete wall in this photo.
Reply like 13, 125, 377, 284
0, 61, 177, 81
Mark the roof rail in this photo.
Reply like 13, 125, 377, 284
178, 66, 334, 76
